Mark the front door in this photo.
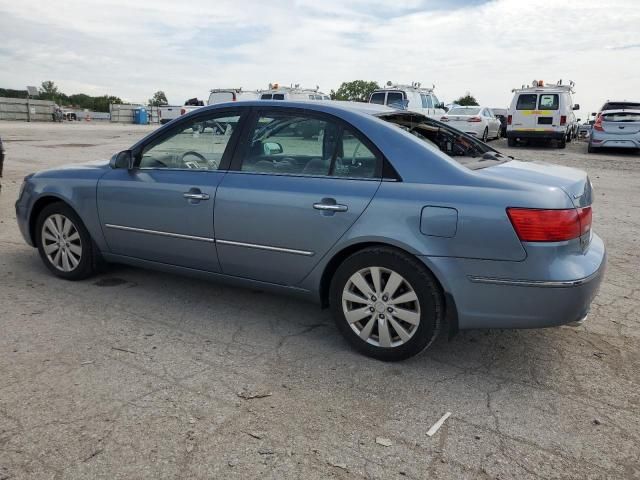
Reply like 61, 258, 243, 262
97, 109, 244, 272
214, 109, 382, 285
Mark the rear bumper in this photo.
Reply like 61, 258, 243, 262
507, 129, 566, 140
590, 132, 640, 149
422, 233, 606, 329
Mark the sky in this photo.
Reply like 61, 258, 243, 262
0, 0, 639, 117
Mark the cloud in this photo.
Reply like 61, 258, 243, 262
0, 0, 639, 115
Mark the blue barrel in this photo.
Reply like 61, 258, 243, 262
133, 107, 148, 124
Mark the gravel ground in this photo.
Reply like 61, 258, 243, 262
0, 122, 639, 479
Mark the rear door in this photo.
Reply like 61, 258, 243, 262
97, 108, 246, 272
512, 93, 538, 130
214, 108, 382, 285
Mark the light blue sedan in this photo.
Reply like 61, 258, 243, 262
15, 101, 606, 360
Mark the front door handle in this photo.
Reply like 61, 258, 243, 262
313, 201, 348, 212
183, 192, 210, 200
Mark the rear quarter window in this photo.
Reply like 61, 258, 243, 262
516, 94, 537, 110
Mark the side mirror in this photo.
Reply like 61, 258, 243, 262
263, 142, 283, 155
573, 104, 580, 110
436, 103, 446, 110
110, 150, 134, 169
577, 118, 582, 122
591, 112, 597, 116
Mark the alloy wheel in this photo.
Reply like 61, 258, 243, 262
41, 214, 82, 272
342, 266, 421, 348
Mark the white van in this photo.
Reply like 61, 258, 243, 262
259, 84, 331, 101
208, 88, 260, 105
506, 80, 579, 148
369, 83, 445, 118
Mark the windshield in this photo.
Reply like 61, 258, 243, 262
378, 112, 507, 170
602, 112, 640, 122
448, 107, 480, 115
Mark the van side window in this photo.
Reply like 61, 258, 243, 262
538, 94, 559, 110
421, 94, 433, 108
516, 94, 538, 110
431, 94, 440, 107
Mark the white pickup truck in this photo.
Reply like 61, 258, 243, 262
158, 105, 181, 124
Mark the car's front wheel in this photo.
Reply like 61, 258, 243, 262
35, 202, 97, 280
330, 247, 443, 361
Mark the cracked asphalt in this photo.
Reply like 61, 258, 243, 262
1, 122, 639, 479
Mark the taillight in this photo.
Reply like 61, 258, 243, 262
593, 116, 604, 131
560, 115, 567, 126
180, 108, 186, 115
506, 207, 592, 242
507, 115, 512, 125
468, 116, 481, 122
440, 116, 449, 122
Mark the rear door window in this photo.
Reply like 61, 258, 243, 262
370, 92, 385, 105
538, 94, 559, 110
260, 94, 272, 100
386, 92, 405, 108
516, 94, 538, 110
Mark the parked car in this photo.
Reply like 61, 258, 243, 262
507, 80, 579, 148
180, 97, 206, 116
491, 108, 508, 137
259, 84, 330, 101
369, 83, 445, 118
588, 109, 640, 153
15, 101, 605, 361
158, 105, 181, 124
439, 106, 502, 141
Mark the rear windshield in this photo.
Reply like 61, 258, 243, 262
601, 102, 640, 111
379, 112, 507, 170
448, 107, 480, 115
602, 112, 640, 122
516, 94, 537, 110
538, 94, 559, 110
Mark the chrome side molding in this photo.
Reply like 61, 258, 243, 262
104, 224, 214, 243
216, 239, 314, 256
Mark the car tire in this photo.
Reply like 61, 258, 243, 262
482, 128, 488, 142
558, 137, 567, 149
507, 138, 516, 147
329, 247, 443, 361
35, 202, 97, 280
588, 143, 596, 153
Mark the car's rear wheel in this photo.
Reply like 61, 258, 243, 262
482, 128, 488, 142
587, 143, 596, 153
330, 247, 443, 361
35, 202, 97, 280
558, 136, 567, 149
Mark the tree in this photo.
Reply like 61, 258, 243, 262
454, 93, 479, 106
330, 80, 379, 102
93, 95, 123, 113
39, 80, 60, 101
148, 90, 168, 106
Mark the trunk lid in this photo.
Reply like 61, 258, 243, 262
600, 111, 640, 135
480, 160, 592, 208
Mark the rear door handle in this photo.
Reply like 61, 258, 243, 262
183, 192, 210, 200
313, 202, 348, 212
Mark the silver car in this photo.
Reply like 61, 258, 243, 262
15, 101, 606, 361
589, 109, 640, 153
